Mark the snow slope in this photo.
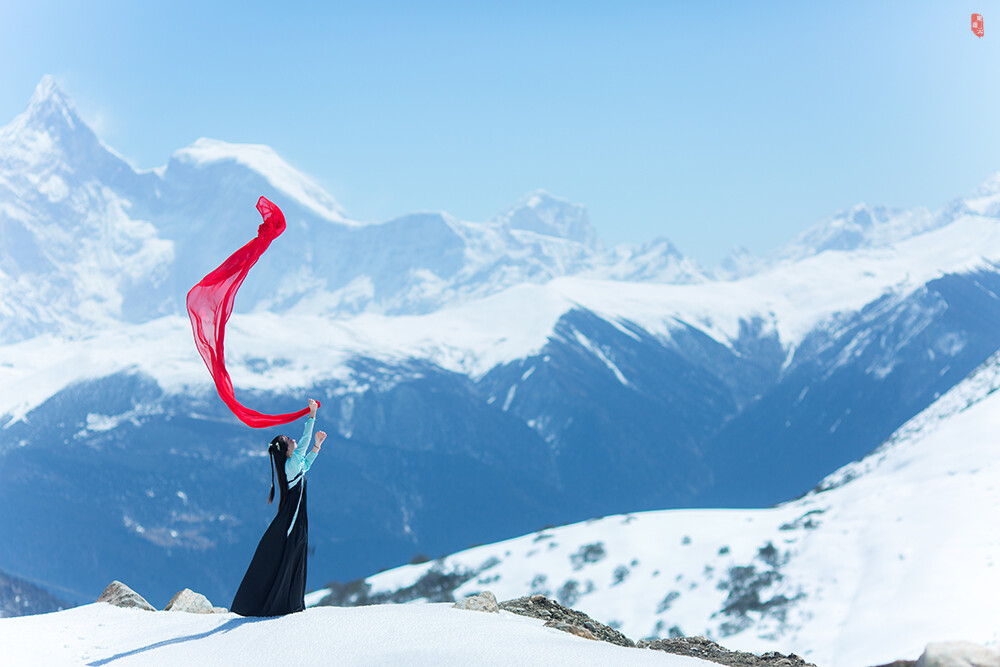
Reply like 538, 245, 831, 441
0, 602, 709, 667
314, 350, 1000, 667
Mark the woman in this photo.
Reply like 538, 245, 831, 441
231, 399, 327, 616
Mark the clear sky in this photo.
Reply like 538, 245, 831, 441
2, 1, 999, 264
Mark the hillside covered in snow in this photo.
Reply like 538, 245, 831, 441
313, 349, 1000, 667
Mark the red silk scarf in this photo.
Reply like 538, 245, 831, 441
186, 197, 314, 427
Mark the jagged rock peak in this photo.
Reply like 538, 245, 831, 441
492, 189, 598, 248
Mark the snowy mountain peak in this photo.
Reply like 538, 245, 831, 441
797, 204, 892, 252
29, 75, 70, 107
0, 75, 123, 175
24, 75, 78, 129
970, 171, 1000, 197
715, 245, 763, 280
0, 76, 93, 151
492, 189, 598, 248
959, 171, 1000, 218
773, 202, 939, 264
171, 137, 347, 223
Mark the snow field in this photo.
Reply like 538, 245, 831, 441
0, 602, 711, 667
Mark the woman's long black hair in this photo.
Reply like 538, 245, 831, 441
268, 435, 292, 510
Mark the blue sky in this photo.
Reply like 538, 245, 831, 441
2, 1, 999, 264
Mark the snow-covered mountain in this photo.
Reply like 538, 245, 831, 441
313, 348, 1000, 667
0, 77, 173, 340
4, 74, 1000, 620
774, 203, 940, 262
717, 198, 965, 280
0, 568, 67, 619
491, 190, 598, 249
0, 77, 707, 344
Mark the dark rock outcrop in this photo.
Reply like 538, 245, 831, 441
544, 619, 599, 640
638, 635, 816, 667
499, 594, 634, 648
498, 594, 820, 665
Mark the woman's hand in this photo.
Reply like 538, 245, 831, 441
312, 431, 326, 454
308, 399, 319, 419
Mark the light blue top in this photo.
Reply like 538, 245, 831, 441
285, 417, 319, 480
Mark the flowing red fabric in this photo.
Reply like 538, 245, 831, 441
186, 196, 315, 428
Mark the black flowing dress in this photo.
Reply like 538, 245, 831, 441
231, 471, 309, 616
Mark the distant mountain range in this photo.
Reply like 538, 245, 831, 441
0, 76, 706, 345
0, 568, 67, 618
2, 76, 1000, 616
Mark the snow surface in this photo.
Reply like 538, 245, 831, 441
0, 602, 709, 667
313, 350, 1000, 667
